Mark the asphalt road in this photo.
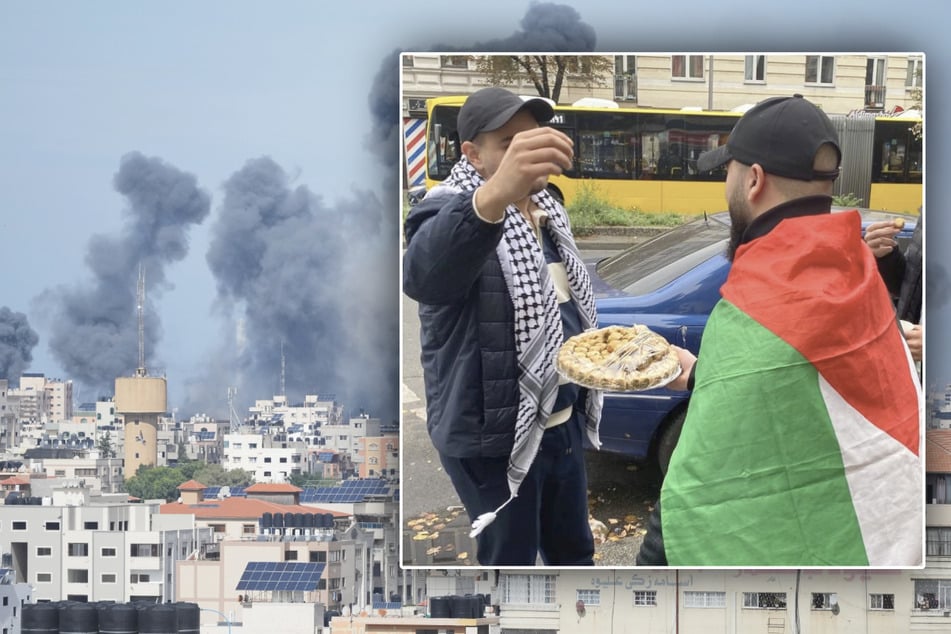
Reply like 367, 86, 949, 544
401, 236, 664, 567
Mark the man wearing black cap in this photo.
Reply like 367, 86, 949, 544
637, 95, 922, 567
403, 86, 603, 565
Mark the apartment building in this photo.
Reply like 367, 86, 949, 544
356, 434, 398, 480
0, 381, 17, 453
9, 374, 73, 424
0, 499, 212, 604
0, 571, 31, 634
222, 432, 307, 483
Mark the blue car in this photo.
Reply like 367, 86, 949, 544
587, 208, 917, 473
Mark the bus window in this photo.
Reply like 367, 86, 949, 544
428, 107, 461, 181
575, 112, 637, 179
872, 120, 922, 184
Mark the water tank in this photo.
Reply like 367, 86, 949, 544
173, 602, 200, 634
272, 512, 285, 528
97, 603, 138, 634
429, 596, 451, 618
284, 512, 298, 529
449, 595, 469, 618
293, 512, 305, 528
59, 601, 98, 634
137, 604, 177, 634
305, 513, 316, 528
321, 513, 334, 528
466, 594, 485, 618
261, 512, 273, 529
21, 603, 59, 634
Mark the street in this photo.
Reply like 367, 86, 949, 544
400, 236, 663, 566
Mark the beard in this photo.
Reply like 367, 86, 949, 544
726, 186, 751, 262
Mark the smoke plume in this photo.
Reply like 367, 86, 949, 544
39, 152, 210, 395
0, 307, 39, 383
199, 157, 398, 418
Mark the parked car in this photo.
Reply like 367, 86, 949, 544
588, 208, 917, 473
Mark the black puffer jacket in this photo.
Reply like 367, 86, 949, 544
877, 215, 922, 324
403, 189, 520, 458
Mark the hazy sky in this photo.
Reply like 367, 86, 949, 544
1, 1, 948, 418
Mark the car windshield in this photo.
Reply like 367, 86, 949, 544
596, 214, 730, 295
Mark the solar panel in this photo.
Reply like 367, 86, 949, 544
203, 486, 221, 499
298, 479, 392, 504
230, 486, 247, 497
235, 561, 325, 592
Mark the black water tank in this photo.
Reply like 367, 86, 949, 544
294, 512, 305, 528
273, 512, 285, 528
21, 603, 59, 634
429, 596, 451, 618
137, 604, 177, 634
450, 595, 469, 618
97, 603, 138, 634
322, 513, 334, 528
305, 513, 316, 528
173, 602, 200, 634
323, 610, 341, 627
261, 512, 273, 528
466, 594, 485, 618
59, 601, 98, 633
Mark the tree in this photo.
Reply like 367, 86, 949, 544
473, 55, 612, 103
97, 431, 115, 458
125, 465, 186, 502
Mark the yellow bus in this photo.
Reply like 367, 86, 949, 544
421, 96, 922, 215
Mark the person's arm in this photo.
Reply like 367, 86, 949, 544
667, 346, 697, 392
864, 220, 905, 295
402, 190, 504, 306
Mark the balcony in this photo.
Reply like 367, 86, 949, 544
865, 84, 886, 111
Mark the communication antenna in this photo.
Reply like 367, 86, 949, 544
227, 387, 240, 434
280, 340, 286, 397
135, 264, 147, 377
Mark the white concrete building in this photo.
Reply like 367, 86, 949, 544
0, 571, 32, 634
0, 498, 212, 604
9, 374, 73, 425
222, 433, 306, 483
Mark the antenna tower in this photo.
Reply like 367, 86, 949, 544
280, 340, 286, 397
135, 264, 147, 377
227, 387, 240, 434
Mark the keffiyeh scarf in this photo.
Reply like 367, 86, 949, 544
434, 157, 603, 536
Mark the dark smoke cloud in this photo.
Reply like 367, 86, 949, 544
0, 307, 39, 383
474, 2, 596, 50
196, 157, 398, 419
37, 152, 210, 395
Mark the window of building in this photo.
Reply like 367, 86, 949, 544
102, 573, 117, 584
310, 551, 327, 563
285, 550, 299, 561
672, 55, 704, 80
811, 592, 837, 610
576, 589, 600, 606
805, 55, 835, 85
243, 524, 256, 534
439, 55, 469, 70
45, 521, 60, 531
130, 573, 150, 583
906, 57, 922, 89
210, 524, 226, 534
12, 521, 25, 531
54, 470, 66, 477
263, 471, 272, 477
745, 55, 766, 82
279, 457, 287, 463
684, 591, 726, 608
36, 547, 52, 557
67, 569, 89, 583
915, 579, 951, 610
36, 573, 52, 583
101, 547, 117, 557
67, 543, 89, 557
130, 543, 161, 557
249, 443, 258, 449
743, 592, 787, 609
634, 590, 657, 606
264, 457, 272, 463
869, 593, 895, 610
83, 521, 99, 530
501, 574, 556, 605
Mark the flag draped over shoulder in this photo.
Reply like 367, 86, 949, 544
661, 210, 922, 567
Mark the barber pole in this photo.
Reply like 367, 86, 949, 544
403, 118, 426, 188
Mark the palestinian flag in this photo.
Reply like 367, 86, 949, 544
661, 210, 922, 567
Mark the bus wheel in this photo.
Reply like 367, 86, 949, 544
656, 409, 686, 477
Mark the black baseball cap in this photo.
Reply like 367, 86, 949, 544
457, 87, 555, 142
697, 94, 841, 181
